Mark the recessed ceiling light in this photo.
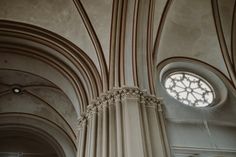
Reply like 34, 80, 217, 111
12, 87, 22, 94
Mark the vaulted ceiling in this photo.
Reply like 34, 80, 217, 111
0, 0, 236, 157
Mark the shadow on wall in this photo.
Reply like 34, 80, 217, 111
0, 129, 58, 157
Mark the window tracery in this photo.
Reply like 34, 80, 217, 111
164, 72, 215, 107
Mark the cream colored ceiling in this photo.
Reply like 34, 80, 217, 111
0, 70, 77, 144
1, 0, 236, 156
0, 0, 100, 71
155, 0, 226, 72
0, 0, 235, 90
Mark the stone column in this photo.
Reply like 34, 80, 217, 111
77, 87, 170, 157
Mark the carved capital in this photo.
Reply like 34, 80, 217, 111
78, 87, 163, 124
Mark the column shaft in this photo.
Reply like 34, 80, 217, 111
76, 87, 170, 157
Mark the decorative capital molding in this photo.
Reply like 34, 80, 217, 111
77, 87, 163, 126
78, 114, 87, 129
145, 95, 162, 108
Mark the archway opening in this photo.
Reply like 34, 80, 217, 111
0, 128, 60, 157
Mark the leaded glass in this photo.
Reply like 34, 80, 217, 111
164, 72, 215, 107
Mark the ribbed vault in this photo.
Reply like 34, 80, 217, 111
1, 0, 236, 157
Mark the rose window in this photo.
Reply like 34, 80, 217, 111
164, 72, 215, 107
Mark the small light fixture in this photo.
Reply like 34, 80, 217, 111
12, 86, 22, 94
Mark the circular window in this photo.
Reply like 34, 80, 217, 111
164, 71, 215, 107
